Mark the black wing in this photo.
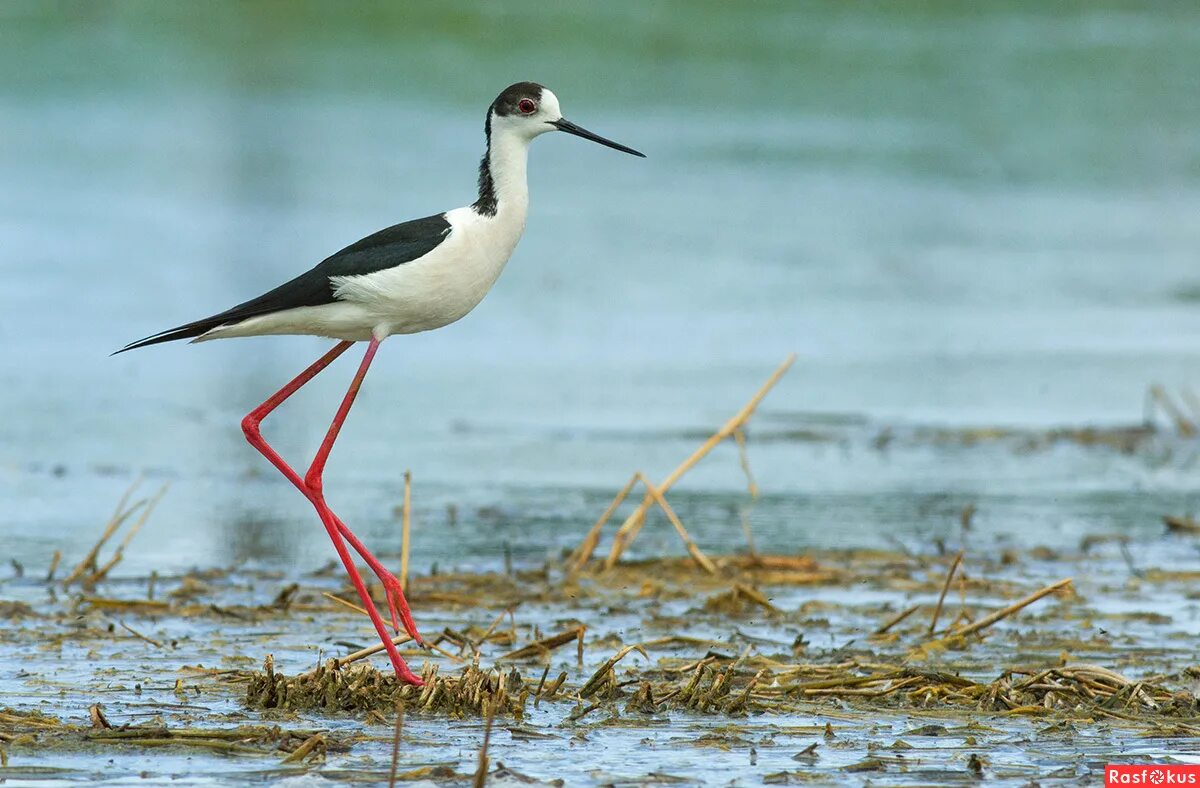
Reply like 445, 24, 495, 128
116, 213, 451, 353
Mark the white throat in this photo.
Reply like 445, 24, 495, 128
472, 107, 538, 223
485, 130, 530, 218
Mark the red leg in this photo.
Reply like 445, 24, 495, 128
338, 519, 420, 642
241, 341, 423, 643
295, 339, 420, 642
241, 341, 352, 491
240, 339, 424, 686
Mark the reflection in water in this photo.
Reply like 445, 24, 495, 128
218, 510, 300, 566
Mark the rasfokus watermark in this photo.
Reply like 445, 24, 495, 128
1107, 765, 1200, 785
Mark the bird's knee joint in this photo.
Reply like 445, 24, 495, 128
240, 415, 260, 440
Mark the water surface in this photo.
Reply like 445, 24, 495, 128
1, 4, 1199, 782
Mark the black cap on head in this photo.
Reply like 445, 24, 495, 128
491, 82, 546, 117
483, 81, 645, 158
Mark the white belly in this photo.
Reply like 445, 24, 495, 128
333, 205, 526, 337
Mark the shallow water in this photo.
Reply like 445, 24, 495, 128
4, 541, 1200, 786
2, 2, 1200, 784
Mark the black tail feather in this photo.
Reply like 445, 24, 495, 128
112, 316, 231, 355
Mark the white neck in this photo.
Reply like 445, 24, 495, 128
474, 125, 530, 222
491, 131, 530, 215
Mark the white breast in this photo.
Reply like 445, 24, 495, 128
331, 205, 527, 338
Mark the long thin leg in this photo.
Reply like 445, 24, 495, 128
298, 338, 421, 684
240, 339, 423, 686
241, 342, 422, 642
304, 337, 381, 488
241, 342, 351, 489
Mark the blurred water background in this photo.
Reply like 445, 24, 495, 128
2, 1, 1199, 576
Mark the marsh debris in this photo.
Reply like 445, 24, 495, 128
1, 706, 349, 760
9, 539, 1200, 788
247, 657, 526, 718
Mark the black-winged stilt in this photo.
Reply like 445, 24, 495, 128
117, 82, 644, 686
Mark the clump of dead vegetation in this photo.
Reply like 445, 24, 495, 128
247, 655, 527, 718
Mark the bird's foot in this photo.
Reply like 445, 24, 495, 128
372, 569, 426, 647
393, 661, 426, 688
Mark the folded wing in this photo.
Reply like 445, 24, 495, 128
116, 213, 451, 353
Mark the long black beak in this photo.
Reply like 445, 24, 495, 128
550, 118, 645, 157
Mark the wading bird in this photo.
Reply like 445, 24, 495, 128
118, 83, 644, 686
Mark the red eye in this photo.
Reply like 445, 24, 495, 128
518, 98, 536, 114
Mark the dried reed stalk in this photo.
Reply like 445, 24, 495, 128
603, 354, 795, 569
566, 473, 639, 574
947, 577, 1072, 639
635, 473, 717, 574
579, 643, 649, 698
300, 632, 415, 678
118, 619, 165, 649
1148, 384, 1197, 436
497, 626, 585, 662
928, 551, 964, 635
873, 604, 920, 635
400, 471, 412, 591
280, 732, 325, 764
732, 428, 759, 499
473, 703, 495, 788
388, 704, 404, 788
63, 480, 143, 585
90, 483, 168, 583
45, 550, 62, 583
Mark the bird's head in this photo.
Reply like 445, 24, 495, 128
487, 82, 644, 157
